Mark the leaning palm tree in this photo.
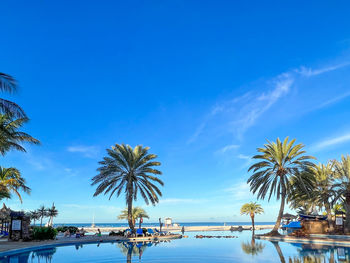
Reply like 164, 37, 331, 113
0, 167, 30, 203
240, 202, 264, 234
47, 203, 58, 227
333, 155, 350, 232
0, 113, 40, 155
118, 207, 150, 229
37, 206, 48, 227
248, 137, 316, 235
0, 73, 26, 118
92, 144, 163, 231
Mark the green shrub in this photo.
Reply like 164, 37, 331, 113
55, 226, 78, 234
33, 226, 58, 240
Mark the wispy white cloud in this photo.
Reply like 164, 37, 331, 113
216, 144, 240, 154
67, 145, 98, 158
312, 132, 350, 151
224, 182, 254, 201
297, 62, 350, 77
312, 91, 350, 111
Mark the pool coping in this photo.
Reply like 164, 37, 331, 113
0, 234, 183, 257
256, 234, 350, 247
0, 236, 125, 257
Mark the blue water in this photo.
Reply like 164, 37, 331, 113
53, 222, 275, 228
0, 230, 348, 262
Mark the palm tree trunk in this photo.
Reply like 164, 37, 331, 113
127, 189, 134, 231
270, 186, 285, 236
251, 213, 255, 236
40, 216, 43, 227
326, 204, 334, 233
345, 192, 350, 234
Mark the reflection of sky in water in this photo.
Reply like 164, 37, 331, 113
1, 230, 349, 262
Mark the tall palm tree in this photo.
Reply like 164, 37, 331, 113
248, 137, 316, 235
37, 205, 48, 227
0, 113, 40, 155
118, 207, 150, 229
29, 210, 41, 226
0, 73, 26, 118
92, 144, 163, 231
333, 155, 350, 232
0, 167, 30, 203
47, 203, 58, 227
240, 202, 264, 234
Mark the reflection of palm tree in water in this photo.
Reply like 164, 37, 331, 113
272, 241, 338, 263
31, 248, 57, 263
117, 241, 152, 263
241, 237, 265, 256
271, 242, 285, 263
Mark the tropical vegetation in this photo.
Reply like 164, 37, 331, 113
0, 73, 39, 208
247, 137, 316, 235
0, 72, 26, 118
118, 207, 149, 229
92, 144, 163, 231
0, 167, 31, 203
240, 202, 264, 234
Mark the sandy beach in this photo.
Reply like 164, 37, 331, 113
84, 224, 274, 233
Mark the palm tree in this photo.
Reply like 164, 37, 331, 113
309, 162, 337, 232
29, 210, 41, 226
0, 113, 40, 155
247, 137, 316, 235
37, 205, 48, 227
333, 155, 350, 232
0, 73, 26, 118
0, 167, 30, 203
118, 207, 150, 229
92, 144, 163, 231
47, 203, 58, 227
240, 202, 264, 234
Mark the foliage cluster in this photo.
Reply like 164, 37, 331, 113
32, 226, 58, 240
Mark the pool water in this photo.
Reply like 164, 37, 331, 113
1, 230, 349, 262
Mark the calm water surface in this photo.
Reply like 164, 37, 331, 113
1, 230, 349, 262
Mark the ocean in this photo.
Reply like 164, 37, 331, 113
53, 222, 275, 228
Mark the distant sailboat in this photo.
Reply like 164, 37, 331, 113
91, 213, 95, 228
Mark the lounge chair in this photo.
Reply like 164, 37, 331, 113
136, 228, 144, 237
147, 228, 156, 236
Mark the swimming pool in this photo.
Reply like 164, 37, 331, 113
0, 230, 348, 262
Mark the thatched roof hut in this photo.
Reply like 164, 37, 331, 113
0, 203, 11, 221
282, 213, 297, 220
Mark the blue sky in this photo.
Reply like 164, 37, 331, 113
1, 1, 350, 223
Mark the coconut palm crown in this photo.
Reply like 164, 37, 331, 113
0, 113, 40, 156
0, 166, 30, 203
247, 137, 316, 235
333, 154, 350, 232
92, 144, 163, 231
0, 73, 26, 118
240, 202, 264, 233
118, 207, 149, 228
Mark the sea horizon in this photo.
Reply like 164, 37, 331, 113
51, 221, 275, 228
